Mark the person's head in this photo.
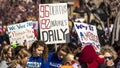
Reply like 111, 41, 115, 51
16, 48, 30, 64
14, 46, 25, 56
63, 53, 75, 65
79, 45, 99, 63
100, 45, 117, 61
79, 45, 105, 68
29, 40, 48, 61
0, 45, 13, 62
56, 44, 71, 60
100, 45, 118, 66
10, 48, 30, 68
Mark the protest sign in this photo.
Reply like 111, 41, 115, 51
74, 22, 100, 51
39, 3, 69, 44
7, 21, 36, 44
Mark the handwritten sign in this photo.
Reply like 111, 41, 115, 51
7, 21, 36, 44
39, 3, 69, 44
74, 22, 100, 51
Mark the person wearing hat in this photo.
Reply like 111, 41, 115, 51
78, 45, 104, 68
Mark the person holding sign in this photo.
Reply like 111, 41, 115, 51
27, 40, 49, 68
48, 44, 71, 68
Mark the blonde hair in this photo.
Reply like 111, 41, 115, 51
63, 53, 75, 65
10, 48, 30, 68
100, 45, 118, 60
0, 45, 13, 62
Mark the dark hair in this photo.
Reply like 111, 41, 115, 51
56, 44, 71, 54
29, 40, 48, 61
14, 46, 25, 56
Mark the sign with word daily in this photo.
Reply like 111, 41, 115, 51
74, 22, 100, 51
7, 21, 36, 44
39, 3, 69, 44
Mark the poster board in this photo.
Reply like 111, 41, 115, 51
7, 21, 36, 44
39, 3, 69, 44
74, 22, 101, 51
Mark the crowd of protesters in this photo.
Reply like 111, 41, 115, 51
0, 40, 119, 68
0, 0, 120, 68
